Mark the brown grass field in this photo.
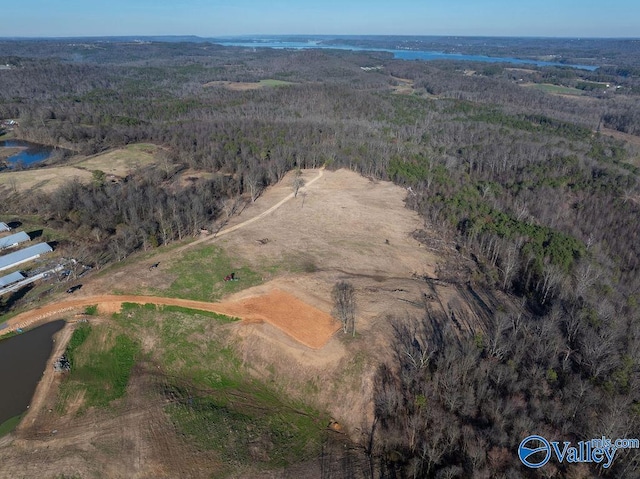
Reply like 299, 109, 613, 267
0, 166, 93, 193
203, 79, 295, 90
73, 143, 160, 175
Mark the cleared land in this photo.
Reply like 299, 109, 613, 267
83, 168, 452, 340
73, 143, 160, 175
203, 79, 295, 90
71, 168, 493, 342
390, 76, 416, 95
521, 82, 584, 96
0, 167, 92, 193
1, 308, 334, 479
2, 290, 339, 349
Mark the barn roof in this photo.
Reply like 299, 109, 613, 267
0, 242, 53, 272
0, 231, 30, 249
0, 271, 25, 287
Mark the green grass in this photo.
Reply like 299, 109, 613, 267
54, 303, 327, 473
259, 79, 294, 87
0, 413, 23, 437
167, 392, 322, 470
116, 303, 241, 386
59, 324, 139, 410
0, 329, 19, 340
66, 324, 92, 367
84, 305, 98, 315
158, 244, 262, 301
160, 304, 239, 322
112, 304, 327, 471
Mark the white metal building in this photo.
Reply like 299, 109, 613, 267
0, 222, 9, 233
0, 271, 25, 288
0, 231, 30, 250
0, 243, 53, 272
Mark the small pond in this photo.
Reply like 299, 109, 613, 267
0, 140, 56, 167
0, 320, 65, 427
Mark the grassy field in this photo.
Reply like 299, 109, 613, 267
116, 303, 241, 386
157, 244, 263, 301
74, 143, 160, 176
111, 304, 327, 474
0, 166, 93, 193
523, 83, 584, 96
258, 79, 294, 87
204, 79, 295, 91
58, 323, 140, 411
167, 392, 321, 471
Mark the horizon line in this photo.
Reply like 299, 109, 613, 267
1, 34, 639, 41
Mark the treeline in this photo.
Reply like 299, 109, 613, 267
2, 169, 239, 265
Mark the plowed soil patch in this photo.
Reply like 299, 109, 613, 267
2, 290, 340, 349
219, 289, 340, 348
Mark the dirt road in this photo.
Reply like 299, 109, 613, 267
179, 167, 324, 252
2, 290, 339, 350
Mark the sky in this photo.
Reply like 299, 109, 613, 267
2, 0, 639, 38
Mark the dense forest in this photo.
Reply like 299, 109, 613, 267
1, 39, 639, 478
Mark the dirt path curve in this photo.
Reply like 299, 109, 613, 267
2, 291, 338, 350
178, 167, 324, 252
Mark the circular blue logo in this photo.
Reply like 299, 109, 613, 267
519, 435, 551, 468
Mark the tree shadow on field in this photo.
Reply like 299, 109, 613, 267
0, 283, 34, 315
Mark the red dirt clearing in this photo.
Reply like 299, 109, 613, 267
2, 290, 340, 349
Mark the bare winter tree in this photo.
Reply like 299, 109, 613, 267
292, 168, 305, 197
244, 166, 264, 203
498, 239, 520, 290
332, 280, 356, 336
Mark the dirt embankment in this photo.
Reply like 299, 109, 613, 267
2, 290, 340, 350
13, 322, 76, 434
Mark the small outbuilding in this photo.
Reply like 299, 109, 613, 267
0, 222, 9, 233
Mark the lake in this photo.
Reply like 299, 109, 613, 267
0, 140, 56, 167
0, 320, 65, 427
214, 40, 598, 71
